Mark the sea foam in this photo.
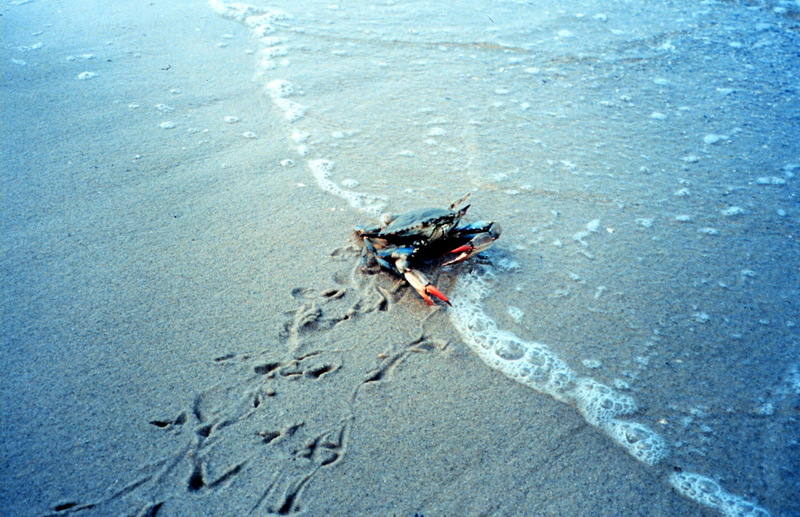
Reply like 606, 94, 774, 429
449, 265, 668, 466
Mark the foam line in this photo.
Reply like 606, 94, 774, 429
308, 160, 386, 216
670, 472, 770, 517
208, 0, 386, 217
449, 265, 667, 466
450, 265, 769, 514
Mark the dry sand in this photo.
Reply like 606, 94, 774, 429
3, 1, 791, 516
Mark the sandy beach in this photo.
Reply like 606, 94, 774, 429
3, 0, 798, 516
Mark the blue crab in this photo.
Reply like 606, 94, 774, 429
355, 194, 502, 306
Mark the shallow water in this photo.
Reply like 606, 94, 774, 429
2, 0, 798, 515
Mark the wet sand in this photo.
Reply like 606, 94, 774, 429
3, 1, 797, 516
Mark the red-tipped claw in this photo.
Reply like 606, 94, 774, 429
443, 243, 474, 266
423, 284, 451, 306
443, 225, 503, 266
404, 270, 451, 306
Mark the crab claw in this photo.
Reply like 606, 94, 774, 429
403, 269, 451, 306
443, 222, 503, 266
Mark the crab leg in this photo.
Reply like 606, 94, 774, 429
404, 269, 451, 306
360, 236, 396, 271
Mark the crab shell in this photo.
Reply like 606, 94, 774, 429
371, 205, 470, 245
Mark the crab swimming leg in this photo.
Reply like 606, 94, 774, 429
443, 221, 503, 266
